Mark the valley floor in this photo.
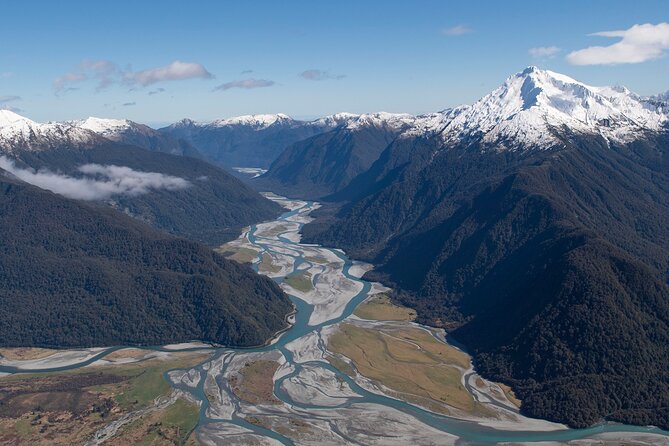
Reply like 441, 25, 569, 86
1, 195, 667, 445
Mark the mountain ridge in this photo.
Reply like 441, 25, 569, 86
296, 68, 669, 429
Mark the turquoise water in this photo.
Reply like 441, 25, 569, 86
4, 199, 669, 445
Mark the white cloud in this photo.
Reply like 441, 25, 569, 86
567, 22, 669, 65
300, 69, 346, 81
529, 46, 561, 58
54, 60, 213, 92
124, 61, 212, 86
442, 25, 472, 36
0, 95, 21, 104
0, 95, 22, 112
0, 157, 190, 201
214, 78, 275, 91
53, 72, 88, 92
53, 59, 118, 93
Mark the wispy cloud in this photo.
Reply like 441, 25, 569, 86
53, 59, 118, 93
53, 72, 87, 93
213, 78, 275, 91
529, 46, 561, 58
1, 72, 13, 79
0, 95, 22, 112
567, 22, 669, 65
54, 60, 213, 93
148, 87, 166, 95
442, 24, 473, 36
0, 95, 21, 105
0, 156, 190, 201
124, 61, 213, 86
299, 69, 346, 81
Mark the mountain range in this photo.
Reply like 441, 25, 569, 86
293, 68, 669, 429
0, 169, 291, 348
159, 114, 326, 168
2, 66, 669, 430
254, 112, 416, 198
0, 110, 282, 245
0, 109, 291, 348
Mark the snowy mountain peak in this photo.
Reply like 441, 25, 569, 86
0, 111, 99, 153
211, 113, 294, 128
0, 109, 36, 128
74, 117, 134, 135
314, 111, 415, 131
435, 67, 668, 149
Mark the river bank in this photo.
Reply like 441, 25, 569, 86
1, 195, 668, 445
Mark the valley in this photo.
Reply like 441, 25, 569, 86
1, 195, 667, 445
3, 3, 668, 443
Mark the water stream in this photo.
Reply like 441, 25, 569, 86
3, 197, 668, 445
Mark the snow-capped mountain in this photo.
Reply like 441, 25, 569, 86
167, 114, 299, 132
421, 67, 668, 150
313, 112, 416, 131
0, 110, 100, 153
71, 116, 200, 156
210, 113, 295, 129
73, 116, 135, 136
256, 112, 421, 198
161, 111, 419, 168
160, 114, 324, 168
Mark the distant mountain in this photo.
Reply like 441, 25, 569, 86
302, 68, 669, 429
160, 113, 328, 168
0, 109, 103, 152
255, 112, 415, 198
0, 111, 283, 245
73, 116, 202, 157
0, 169, 292, 348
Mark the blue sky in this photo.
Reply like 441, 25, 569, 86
1, 0, 667, 126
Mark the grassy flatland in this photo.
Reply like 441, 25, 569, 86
0, 347, 58, 361
354, 294, 416, 321
262, 224, 289, 238
284, 271, 313, 293
259, 253, 282, 274
328, 324, 489, 415
325, 354, 355, 376
216, 245, 259, 264
229, 360, 280, 405
305, 255, 328, 264
0, 351, 210, 445
94, 352, 210, 410
247, 415, 312, 437
498, 383, 522, 408
113, 397, 200, 446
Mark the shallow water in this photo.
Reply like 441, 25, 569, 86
4, 197, 669, 445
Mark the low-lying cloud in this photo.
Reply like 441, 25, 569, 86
299, 69, 345, 81
214, 78, 275, 91
567, 22, 669, 65
0, 156, 190, 200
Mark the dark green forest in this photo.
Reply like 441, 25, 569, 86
15, 142, 283, 246
0, 172, 292, 348
303, 129, 669, 429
